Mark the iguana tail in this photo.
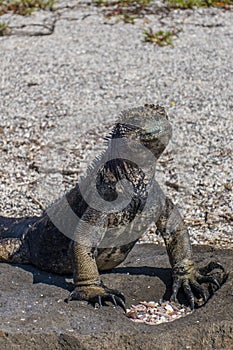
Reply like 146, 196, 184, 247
0, 216, 39, 239
0, 216, 39, 263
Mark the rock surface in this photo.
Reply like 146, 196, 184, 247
0, 11, 56, 36
0, 244, 232, 349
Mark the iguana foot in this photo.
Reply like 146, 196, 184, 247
67, 282, 126, 312
172, 259, 224, 309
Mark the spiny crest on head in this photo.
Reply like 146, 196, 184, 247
118, 104, 166, 126
103, 122, 138, 144
104, 104, 166, 144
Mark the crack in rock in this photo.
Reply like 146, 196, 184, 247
0, 11, 56, 36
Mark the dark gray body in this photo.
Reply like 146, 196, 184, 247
0, 104, 223, 310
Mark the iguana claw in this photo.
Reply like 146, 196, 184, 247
66, 283, 126, 312
172, 259, 224, 309
90, 293, 126, 312
199, 261, 224, 275
111, 295, 127, 312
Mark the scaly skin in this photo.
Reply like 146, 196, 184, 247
0, 104, 224, 311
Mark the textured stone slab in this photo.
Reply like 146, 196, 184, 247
0, 244, 232, 349
0, 11, 56, 36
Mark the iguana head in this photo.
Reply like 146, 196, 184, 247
113, 104, 172, 159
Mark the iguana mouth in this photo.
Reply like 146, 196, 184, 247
140, 129, 172, 151
140, 130, 170, 141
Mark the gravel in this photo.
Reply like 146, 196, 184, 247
0, 1, 232, 248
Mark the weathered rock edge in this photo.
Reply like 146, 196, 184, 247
0, 244, 232, 349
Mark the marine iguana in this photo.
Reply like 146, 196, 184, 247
0, 104, 224, 311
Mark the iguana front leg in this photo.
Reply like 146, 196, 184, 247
67, 217, 126, 311
156, 197, 224, 309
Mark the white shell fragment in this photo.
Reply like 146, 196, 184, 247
126, 300, 192, 325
